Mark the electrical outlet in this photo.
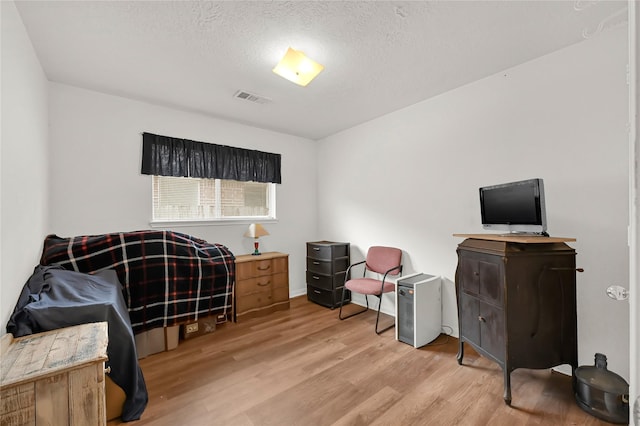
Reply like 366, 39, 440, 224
606, 285, 629, 301
185, 323, 198, 334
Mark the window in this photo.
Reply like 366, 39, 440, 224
152, 176, 276, 222
141, 132, 281, 223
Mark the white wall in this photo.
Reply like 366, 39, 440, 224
318, 27, 630, 379
0, 2, 50, 333
47, 83, 318, 298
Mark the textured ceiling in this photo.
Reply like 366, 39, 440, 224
15, 1, 628, 140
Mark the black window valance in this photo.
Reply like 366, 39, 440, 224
141, 132, 281, 184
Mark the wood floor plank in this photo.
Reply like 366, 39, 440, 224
109, 296, 611, 426
331, 386, 403, 426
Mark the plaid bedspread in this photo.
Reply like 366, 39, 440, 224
39, 230, 235, 334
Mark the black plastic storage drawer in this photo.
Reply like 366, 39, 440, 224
306, 241, 349, 260
306, 258, 349, 276
307, 285, 350, 309
306, 241, 350, 309
306, 271, 347, 291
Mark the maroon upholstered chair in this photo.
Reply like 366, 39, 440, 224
338, 246, 403, 334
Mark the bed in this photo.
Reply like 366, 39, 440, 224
38, 230, 236, 334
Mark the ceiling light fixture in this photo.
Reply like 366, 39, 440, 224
272, 47, 324, 87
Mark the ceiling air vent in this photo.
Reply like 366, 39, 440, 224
233, 90, 272, 104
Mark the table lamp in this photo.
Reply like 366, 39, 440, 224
244, 223, 269, 255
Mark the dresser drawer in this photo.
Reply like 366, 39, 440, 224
273, 284, 289, 303
236, 289, 273, 312
236, 261, 254, 281
254, 259, 276, 277
272, 272, 288, 290
236, 277, 273, 296
237, 257, 287, 280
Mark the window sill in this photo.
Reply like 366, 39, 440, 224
149, 218, 278, 228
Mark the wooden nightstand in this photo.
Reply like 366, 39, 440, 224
234, 252, 290, 322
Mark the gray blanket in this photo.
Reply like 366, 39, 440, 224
6, 265, 148, 422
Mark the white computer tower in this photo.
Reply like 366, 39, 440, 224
395, 273, 441, 348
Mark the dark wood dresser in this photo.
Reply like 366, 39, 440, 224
306, 241, 350, 309
454, 234, 578, 405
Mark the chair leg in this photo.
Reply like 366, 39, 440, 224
338, 287, 369, 320
374, 295, 394, 334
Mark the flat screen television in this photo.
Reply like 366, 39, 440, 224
479, 178, 548, 235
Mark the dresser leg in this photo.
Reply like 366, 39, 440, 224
457, 341, 464, 365
503, 369, 512, 405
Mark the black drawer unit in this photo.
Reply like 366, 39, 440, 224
306, 241, 350, 309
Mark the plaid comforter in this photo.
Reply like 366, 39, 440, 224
40, 230, 235, 334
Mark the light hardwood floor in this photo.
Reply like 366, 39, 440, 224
110, 296, 610, 426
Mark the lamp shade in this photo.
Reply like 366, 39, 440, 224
244, 223, 270, 238
272, 47, 324, 87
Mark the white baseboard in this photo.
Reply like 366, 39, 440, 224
289, 288, 307, 299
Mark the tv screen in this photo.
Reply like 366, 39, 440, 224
479, 178, 547, 235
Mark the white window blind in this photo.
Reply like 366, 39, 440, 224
152, 176, 275, 222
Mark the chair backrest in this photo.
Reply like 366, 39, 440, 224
365, 246, 403, 276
